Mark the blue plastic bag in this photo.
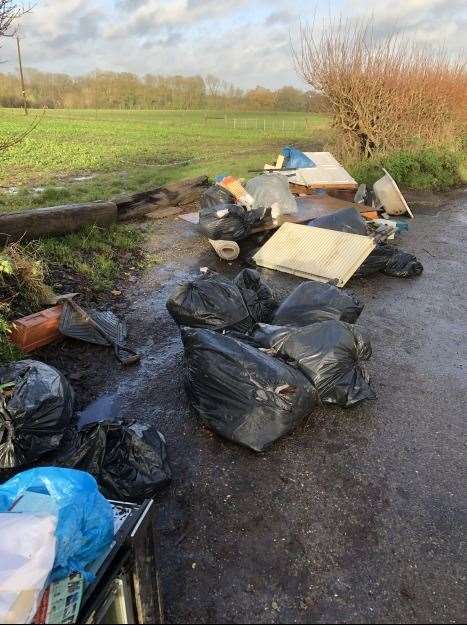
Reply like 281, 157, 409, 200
281, 146, 315, 169
0, 467, 114, 581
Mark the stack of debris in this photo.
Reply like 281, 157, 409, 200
166, 269, 375, 452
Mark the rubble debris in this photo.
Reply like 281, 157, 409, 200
0, 467, 114, 581
57, 421, 171, 503
308, 206, 368, 235
0, 360, 74, 469
355, 243, 424, 278
373, 169, 414, 218
253, 222, 376, 286
253, 320, 376, 408
9, 305, 63, 352
246, 173, 298, 218
57, 295, 140, 365
181, 327, 317, 452
273, 281, 363, 326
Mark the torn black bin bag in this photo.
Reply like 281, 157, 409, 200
308, 207, 368, 236
274, 320, 376, 407
273, 281, 364, 327
182, 327, 317, 452
233, 268, 277, 323
166, 274, 254, 332
0, 360, 74, 468
57, 421, 171, 502
199, 185, 264, 241
356, 243, 423, 278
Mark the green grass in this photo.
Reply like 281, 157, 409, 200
0, 108, 332, 212
37, 223, 147, 291
348, 146, 465, 191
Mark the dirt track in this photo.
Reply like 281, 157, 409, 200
41, 190, 467, 624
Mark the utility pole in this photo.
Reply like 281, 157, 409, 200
16, 36, 28, 115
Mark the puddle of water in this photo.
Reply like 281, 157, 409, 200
77, 392, 121, 430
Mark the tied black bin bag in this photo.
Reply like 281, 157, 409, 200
182, 327, 317, 452
167, 274, 254, 332
233, 268, 277, 323
58, 421, 171, 502
270, 320, 376, 408
273, 281, 364, 327
0, 360, 74, 468
356, 243, 423, 278
199, 185, 263, 241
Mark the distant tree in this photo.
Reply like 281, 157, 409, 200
274, 86, 307, 111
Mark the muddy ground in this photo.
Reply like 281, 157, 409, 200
39, 189, 466, 624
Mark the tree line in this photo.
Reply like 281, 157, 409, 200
0, 69, 327, 111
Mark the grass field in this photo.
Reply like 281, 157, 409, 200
0, 108, 332, 212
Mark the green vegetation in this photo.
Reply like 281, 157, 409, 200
0, 223, 148, 362
348, 147, 465, 192
37, 223, 146, 291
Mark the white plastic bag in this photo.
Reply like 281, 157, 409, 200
246, 173, 297, 218
0, 513, 57, 624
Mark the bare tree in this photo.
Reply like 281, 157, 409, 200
0, 1, 29, 38
293, 16, 467, 158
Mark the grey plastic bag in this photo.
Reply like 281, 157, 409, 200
246, 173, 297, 218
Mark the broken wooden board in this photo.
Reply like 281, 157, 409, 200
115, 176, 209, 220
179, 194, 368, 233
0, 201, 117, 244
253, 223, 375, 287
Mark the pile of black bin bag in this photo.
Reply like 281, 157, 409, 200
166, 269, 376, 452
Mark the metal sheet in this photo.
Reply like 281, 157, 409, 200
277, 152, 357, 189
253, 223, 375, 287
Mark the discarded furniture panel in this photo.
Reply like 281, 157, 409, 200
373, 169, 414, 218
9, 306, 63, 352
0, 202, 117, 244
271, 152, 358, 191
253, 223, 376, 286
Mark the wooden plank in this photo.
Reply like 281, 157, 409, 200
0, 201, 117, 244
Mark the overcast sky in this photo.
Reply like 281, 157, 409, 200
1, 0, 466, 89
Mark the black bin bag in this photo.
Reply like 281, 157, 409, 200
273, 320, 376, 407
167, 274, 254, 332
356, 244, 423, 278
309, 207, 368, 235
233, 268, 277, 323
199, 185, 263, 241
58, 421, 171, 502
273, 281, 364, 327
182, 327, 317, 452
0, 360, 74, 468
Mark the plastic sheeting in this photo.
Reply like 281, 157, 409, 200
0, 360, 74, 469
182, 327, 317, 452
0, 467, 113, 581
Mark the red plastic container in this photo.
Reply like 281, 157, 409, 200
9, 305, 63, 352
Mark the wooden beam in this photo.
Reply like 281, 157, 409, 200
0, 201, 117, 244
